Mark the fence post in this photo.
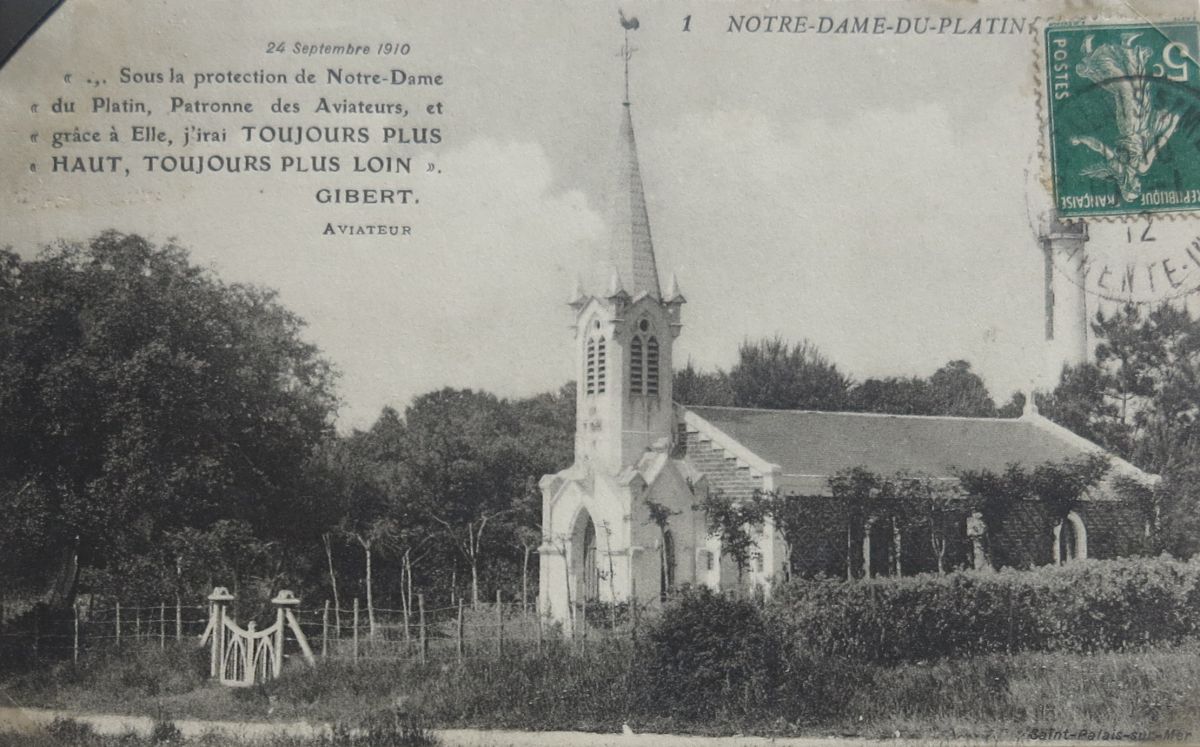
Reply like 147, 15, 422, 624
271, 590, 300, 678
456, 599, 464, 664
496, 591, 503, 657
159, 603, 166, 650
322, 600, 329, 659
418, 594, 427, 665
32, 612, 38, 663
115, 602, 121, 649
352, 598, 359, 662
175, 596, 182, 641
631, 577, 639, 641
536, 609, 543, 654
135, 609, 141, 642
208, 588, 234, 680
73, 602, 79, 665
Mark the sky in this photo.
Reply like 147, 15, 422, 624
1, 0, 1194, 430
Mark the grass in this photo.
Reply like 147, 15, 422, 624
3, 639, 1200, 740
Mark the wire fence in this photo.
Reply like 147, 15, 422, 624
0, 591, 662, 669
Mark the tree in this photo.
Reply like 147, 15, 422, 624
757, 490, 806, 582
673, 360, 734, 406
697, 489, 766, 583
401, 388, 527, 608
847, 376, 932, 415
828, 467, 892, 579
926, 360, 997, 417
893, 472, 961, 574
958, 456, 1109, 568
325, 430, 395, 638
728, 337, 852, 410
956, 464, 1028, 569
848, 361, 999, 417
1039, 364, 1132, 457
507, 383, 575, 609
0, 234, 337, 604
1027, 454, 1110, 529
645, 498, 681, 599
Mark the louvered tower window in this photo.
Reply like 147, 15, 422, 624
585, 337, 597, 395
596, 337, 607, 393
630, 335, 644, 394
646, 337, 660, 395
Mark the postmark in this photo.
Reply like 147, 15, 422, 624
1044, 22, 1200, 219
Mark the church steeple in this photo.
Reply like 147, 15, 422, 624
608, 16, 661, 300
567, 13, 680, 476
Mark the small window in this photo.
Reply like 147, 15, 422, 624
646, 337, 660, 395
630, 335, 644, 394
639, 318, 650, 332
753, 553, 764, 573
704, 551, 714, 571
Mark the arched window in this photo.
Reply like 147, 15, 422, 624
630, 335, 644, 393
596, 337, 607, 393
582, 517, 600, 601
584, 335, 608, 395
660, 528, 676, 601
646, 337, 660, 395
1053, 511, 1087, 564
585, 337, 597, 395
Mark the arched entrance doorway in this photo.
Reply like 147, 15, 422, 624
1054, 511, 1087, 564
570, 508, 601, 603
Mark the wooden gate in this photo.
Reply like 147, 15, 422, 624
199, 588, 315, 687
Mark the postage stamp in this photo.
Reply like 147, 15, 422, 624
1045, 22, 1200, 219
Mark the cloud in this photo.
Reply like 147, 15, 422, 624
641, 105, 1045, 398
328, 138, 603, 428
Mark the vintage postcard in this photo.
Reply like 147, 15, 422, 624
3, 1, 1200, 745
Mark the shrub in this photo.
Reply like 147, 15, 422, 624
630, 586, 786, 722
769, 556, 1200, 663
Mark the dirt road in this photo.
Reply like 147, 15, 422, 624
0, 706, 1149, 746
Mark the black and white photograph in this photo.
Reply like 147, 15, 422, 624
2, 1, 1200, 744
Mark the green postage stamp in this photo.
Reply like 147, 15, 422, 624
1046, 22, 1200, 218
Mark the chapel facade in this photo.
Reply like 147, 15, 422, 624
536, 58, 1155, 629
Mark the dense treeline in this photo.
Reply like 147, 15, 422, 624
674, 336, 1021, 417
5, 233, 1200, 618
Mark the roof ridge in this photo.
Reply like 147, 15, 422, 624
683, 404, 1026, 424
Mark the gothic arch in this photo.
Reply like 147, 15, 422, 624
584, 334, 607, 395
569, 506, 601, 603
1053, 511, 1087, 564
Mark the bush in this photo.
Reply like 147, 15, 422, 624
769, 556, 1200, 663
630, 586, 786, 723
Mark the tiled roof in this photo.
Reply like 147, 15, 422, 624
685, 405, 1101, 488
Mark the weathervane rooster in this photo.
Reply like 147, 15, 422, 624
1069, 32, 1183, 203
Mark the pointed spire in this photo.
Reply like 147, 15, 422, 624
664, 272, 685, 304
607, 266, 629, 301
604, 19, 662, 301
568, 277, 587, 309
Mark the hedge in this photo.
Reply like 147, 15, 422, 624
768, 556, 1200, 663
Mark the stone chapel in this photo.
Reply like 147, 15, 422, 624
536, 48, 1156, 629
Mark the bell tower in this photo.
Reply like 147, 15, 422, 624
569, 21, 684, 477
